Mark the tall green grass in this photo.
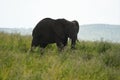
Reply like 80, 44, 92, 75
0, 32, 120, 80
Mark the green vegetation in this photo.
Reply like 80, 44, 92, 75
0, 32, 120, 80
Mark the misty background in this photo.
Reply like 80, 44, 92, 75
0, 0, 120, 28
0, 0, 120, 42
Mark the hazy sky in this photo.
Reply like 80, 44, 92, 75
0, 0, 120, 28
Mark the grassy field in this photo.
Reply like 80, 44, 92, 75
0, 32, 120, 80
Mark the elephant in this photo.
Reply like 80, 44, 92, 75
30, 18, 79, 52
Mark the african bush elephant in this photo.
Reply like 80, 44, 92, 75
31, 18, 79, 52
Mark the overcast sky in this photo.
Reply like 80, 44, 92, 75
0, 0, 120, 28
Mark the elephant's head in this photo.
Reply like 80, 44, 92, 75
68, 20, 79, 49
57, 19, 79, 49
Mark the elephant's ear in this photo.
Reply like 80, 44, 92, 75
72, 20, 79, 27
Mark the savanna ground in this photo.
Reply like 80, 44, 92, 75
0, 32, 120, 80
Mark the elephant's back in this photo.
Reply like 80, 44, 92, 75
35, 18, 55, 29
32, 18, 55, 37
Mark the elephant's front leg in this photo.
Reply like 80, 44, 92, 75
71, 39, 76, 49
56, 42, 64, 51
62, 37, 68, 47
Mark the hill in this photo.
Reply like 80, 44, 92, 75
0, 28, 33, 35
79, 24, 120, 42
0, 24, 120, 35
0, 32, 120, 80
81, 24, 120, 27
